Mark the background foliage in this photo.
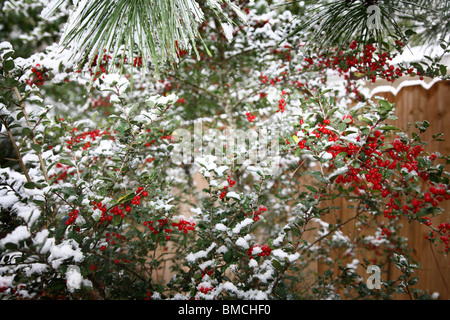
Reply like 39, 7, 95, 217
0, 0, 449, 300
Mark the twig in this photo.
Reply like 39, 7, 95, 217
429, 240, 450, 295
0, 117, 32, 183
13, 87, 50, 184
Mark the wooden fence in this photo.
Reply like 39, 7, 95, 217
318, 80, 450, 299
370, 80, 450, 299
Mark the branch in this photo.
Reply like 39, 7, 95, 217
13, 87, 50, 184
0, 116, 32, 183
164, 72, 222, 102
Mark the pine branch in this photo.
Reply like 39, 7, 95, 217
44, 0, 247, 82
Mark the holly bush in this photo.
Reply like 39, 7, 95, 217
0, 0, 449, 300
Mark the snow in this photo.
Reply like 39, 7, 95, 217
65, 266, 83, 292
149, 198, 174, 212
221, 22, 234, 42
249, 259, 258, 268
0, 190, 18, 209
215, 223, 228, 232
329, 165, 349, 179
319, 151, 333, 162
214, 165, 229, 176
369, 77, 442, 98
40, 238, 84, 269
186, 242, 216, 263
100, 74, 130, 95
190, 207, 203, 215
33, 229, 49, 245
272, 233, 285, 247
271, 249, 300, 263
216, 281, 268, 300
23, 263, 49, 277
235, 237, 250, 249
346, 259, 360, 272
195, 155, 218, 172
0, 226, 30, 247
65, 266, 92, 293
226, 191, 241, 200
232, 218, 254, 234
217, 245, 228, 254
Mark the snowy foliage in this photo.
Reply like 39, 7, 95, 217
0, 0, 449, 300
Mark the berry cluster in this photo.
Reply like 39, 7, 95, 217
174, 40, 188, 59
26, 64, 48, 87
87, 50, 112, 81
201, 268, 214, 278
245, 205, 267, 222
381, 227, 391, 238
198, 284, 213, 294
277, 90, 289, 113
103, 232, 125, 247
219, 175, 236, 199
296, 116, 341, 150
247, 244, 271, 259
90, 96, 114, 115
66, 128, 113, 150
438, 223, 450, 253
246, 111, 256, 122
171, 218, 196, 235
93, 201, 111, 222
426, 222, 450, 252
326, 127, 449, 220
94, 186, 149, 223
51, 162, 72, 183
143, 218, 172, 240
302, 40, 424, 100
133, 56, 143, 68
259, 73, 284, 86
272, 45, 292, 62
65, 208, 80, 226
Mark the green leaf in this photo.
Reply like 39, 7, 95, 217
31, 143, 42, 153
115, 192, 136, 205
4, 59, 15, 72
405, 29, 416, 37
128, 103, 139, 115
59, 158, 75, 167
379, 125, 399, 131
357, 115, 373, 126
439, 64, 447, 76
408, 276, 419, 286
224, 250, 233, 263
22, 127, 32, 136
303, 170, 328, 184
335, 152, 347, 160
116, 121, 128, 133
305, 185, 318, 193
4, 242, 18, 250
378, 99, 393, 112
24, 182, 36, 189
272, 259, 284, 271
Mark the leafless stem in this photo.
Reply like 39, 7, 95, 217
0, 117, 32, 183
13, 87, 50, 184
